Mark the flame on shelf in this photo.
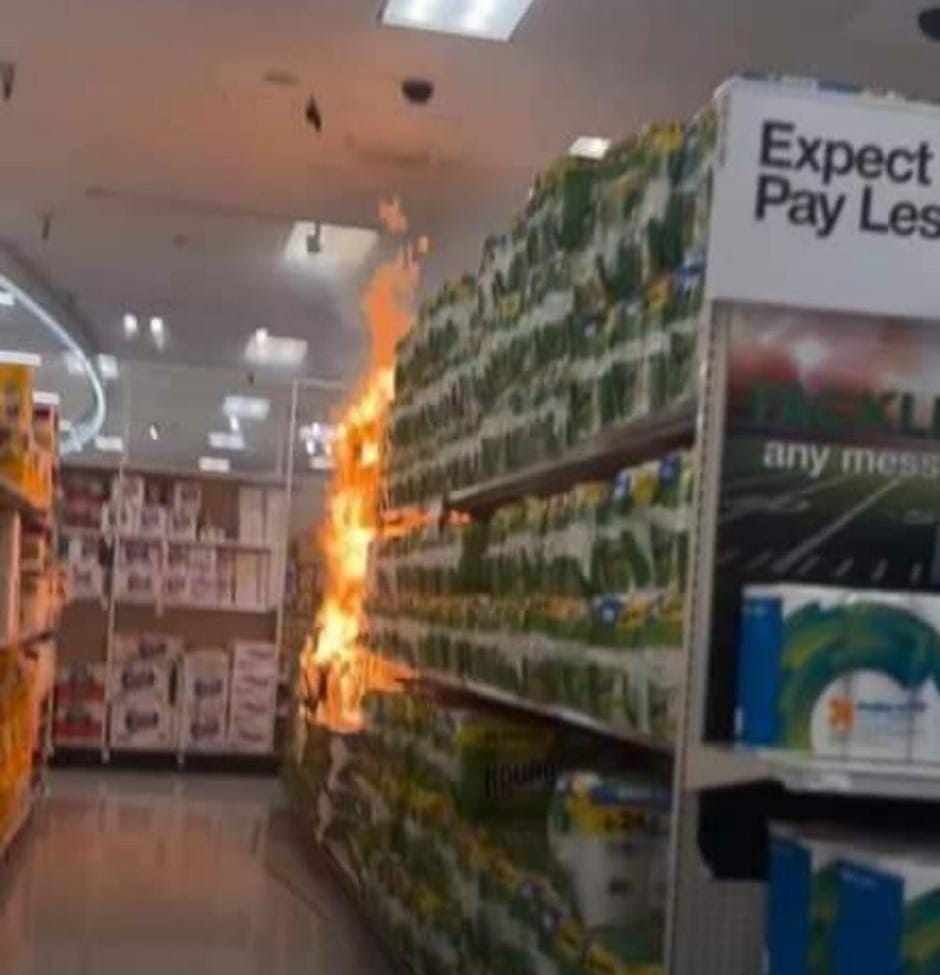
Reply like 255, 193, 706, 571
301, 199, 421, 733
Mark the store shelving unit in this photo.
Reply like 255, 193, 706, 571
377, 404, 697, 752
413, 667, 676, 752
656, 79, 940, 975
447, 398, 697, 516
314, 76, 940, 975
0, 390, 59, 859
55, 462, 288, 768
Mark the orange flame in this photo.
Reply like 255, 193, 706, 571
302, 198, 420, 732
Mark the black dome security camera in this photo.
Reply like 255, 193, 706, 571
401, 78, 434, 106
305, 96, 322, 132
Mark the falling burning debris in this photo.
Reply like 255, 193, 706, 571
301, 198, 421, 732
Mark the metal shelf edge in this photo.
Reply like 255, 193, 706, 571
115, 598, 275, 615
446, 399, 697, 515
688, 744, 940, 801
414, 667, 675, 753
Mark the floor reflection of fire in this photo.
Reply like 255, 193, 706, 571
300, 199, 422, 733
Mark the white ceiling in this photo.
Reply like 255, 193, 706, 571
2, 0, 940, 465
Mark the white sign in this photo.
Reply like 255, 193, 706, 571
706, 81, 940, 321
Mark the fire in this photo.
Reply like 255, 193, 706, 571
301, 199, 420, 732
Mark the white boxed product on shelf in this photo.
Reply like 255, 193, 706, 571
110, 694, 175, 749
230, 689, 277, 724
113, 632, 184, 664
183, 710, 228, 751
167, 509, 197, 541
182, 648, 230, 705
118, 501, 141, 536
114, 566, 161, 602
137, 505, 167, 539
118, 539, 162, 569
67, 533, 100, 567
188, 573, 220, 606
264, 489, 287, 546
230, 682, 277, 723
100, 502, 118, 535
228, 641, 277, 751
68, 562, 103, 601
231, 641, 278, 676
172, 480, 201, 515
112, 474, 145, 508
238, 487, 265, 545
110, 657, 172, 702
234, 553, 262, 608
163, 568, 188, 602
181, 648, 230, 751
187, 545, 216, 574
227, 715, 274, 754
216, 551, 236, 606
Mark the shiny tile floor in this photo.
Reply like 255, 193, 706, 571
0, 771, 393, 975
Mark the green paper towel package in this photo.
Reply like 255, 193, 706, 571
367, 451, 691, 744
286, 685, 671, 975
386, 113, 713, 508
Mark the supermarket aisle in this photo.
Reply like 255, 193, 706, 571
0, 771, 392, 975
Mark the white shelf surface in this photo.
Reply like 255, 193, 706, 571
107, 744, 275, 760
108, 744, 179, 756
688, 744, 940, 801
416, 667, 674, 753
166, 538, 274, 553
182, 748, 276, 759
62, 525, 108, 538
115, 597, 274, 614
67, 528, 276, 555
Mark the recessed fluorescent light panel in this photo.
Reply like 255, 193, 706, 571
95, 435, 124, 453
380, 0, 535, 41
569, 136, 611, 160
148, 423, 160, 442
208, 431, 246, 451
0, 290, 14, 308
0, 351, 41, 367
149, 316, 166, 349
199, 456, 231, 474
64, 352, 84, 376
244, 330, 308, 368
123, 313, 139, 337
301, 421, 334, 469
223, 396, 270, 421
284, 222, 378, 274
96, 354, 119, 380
